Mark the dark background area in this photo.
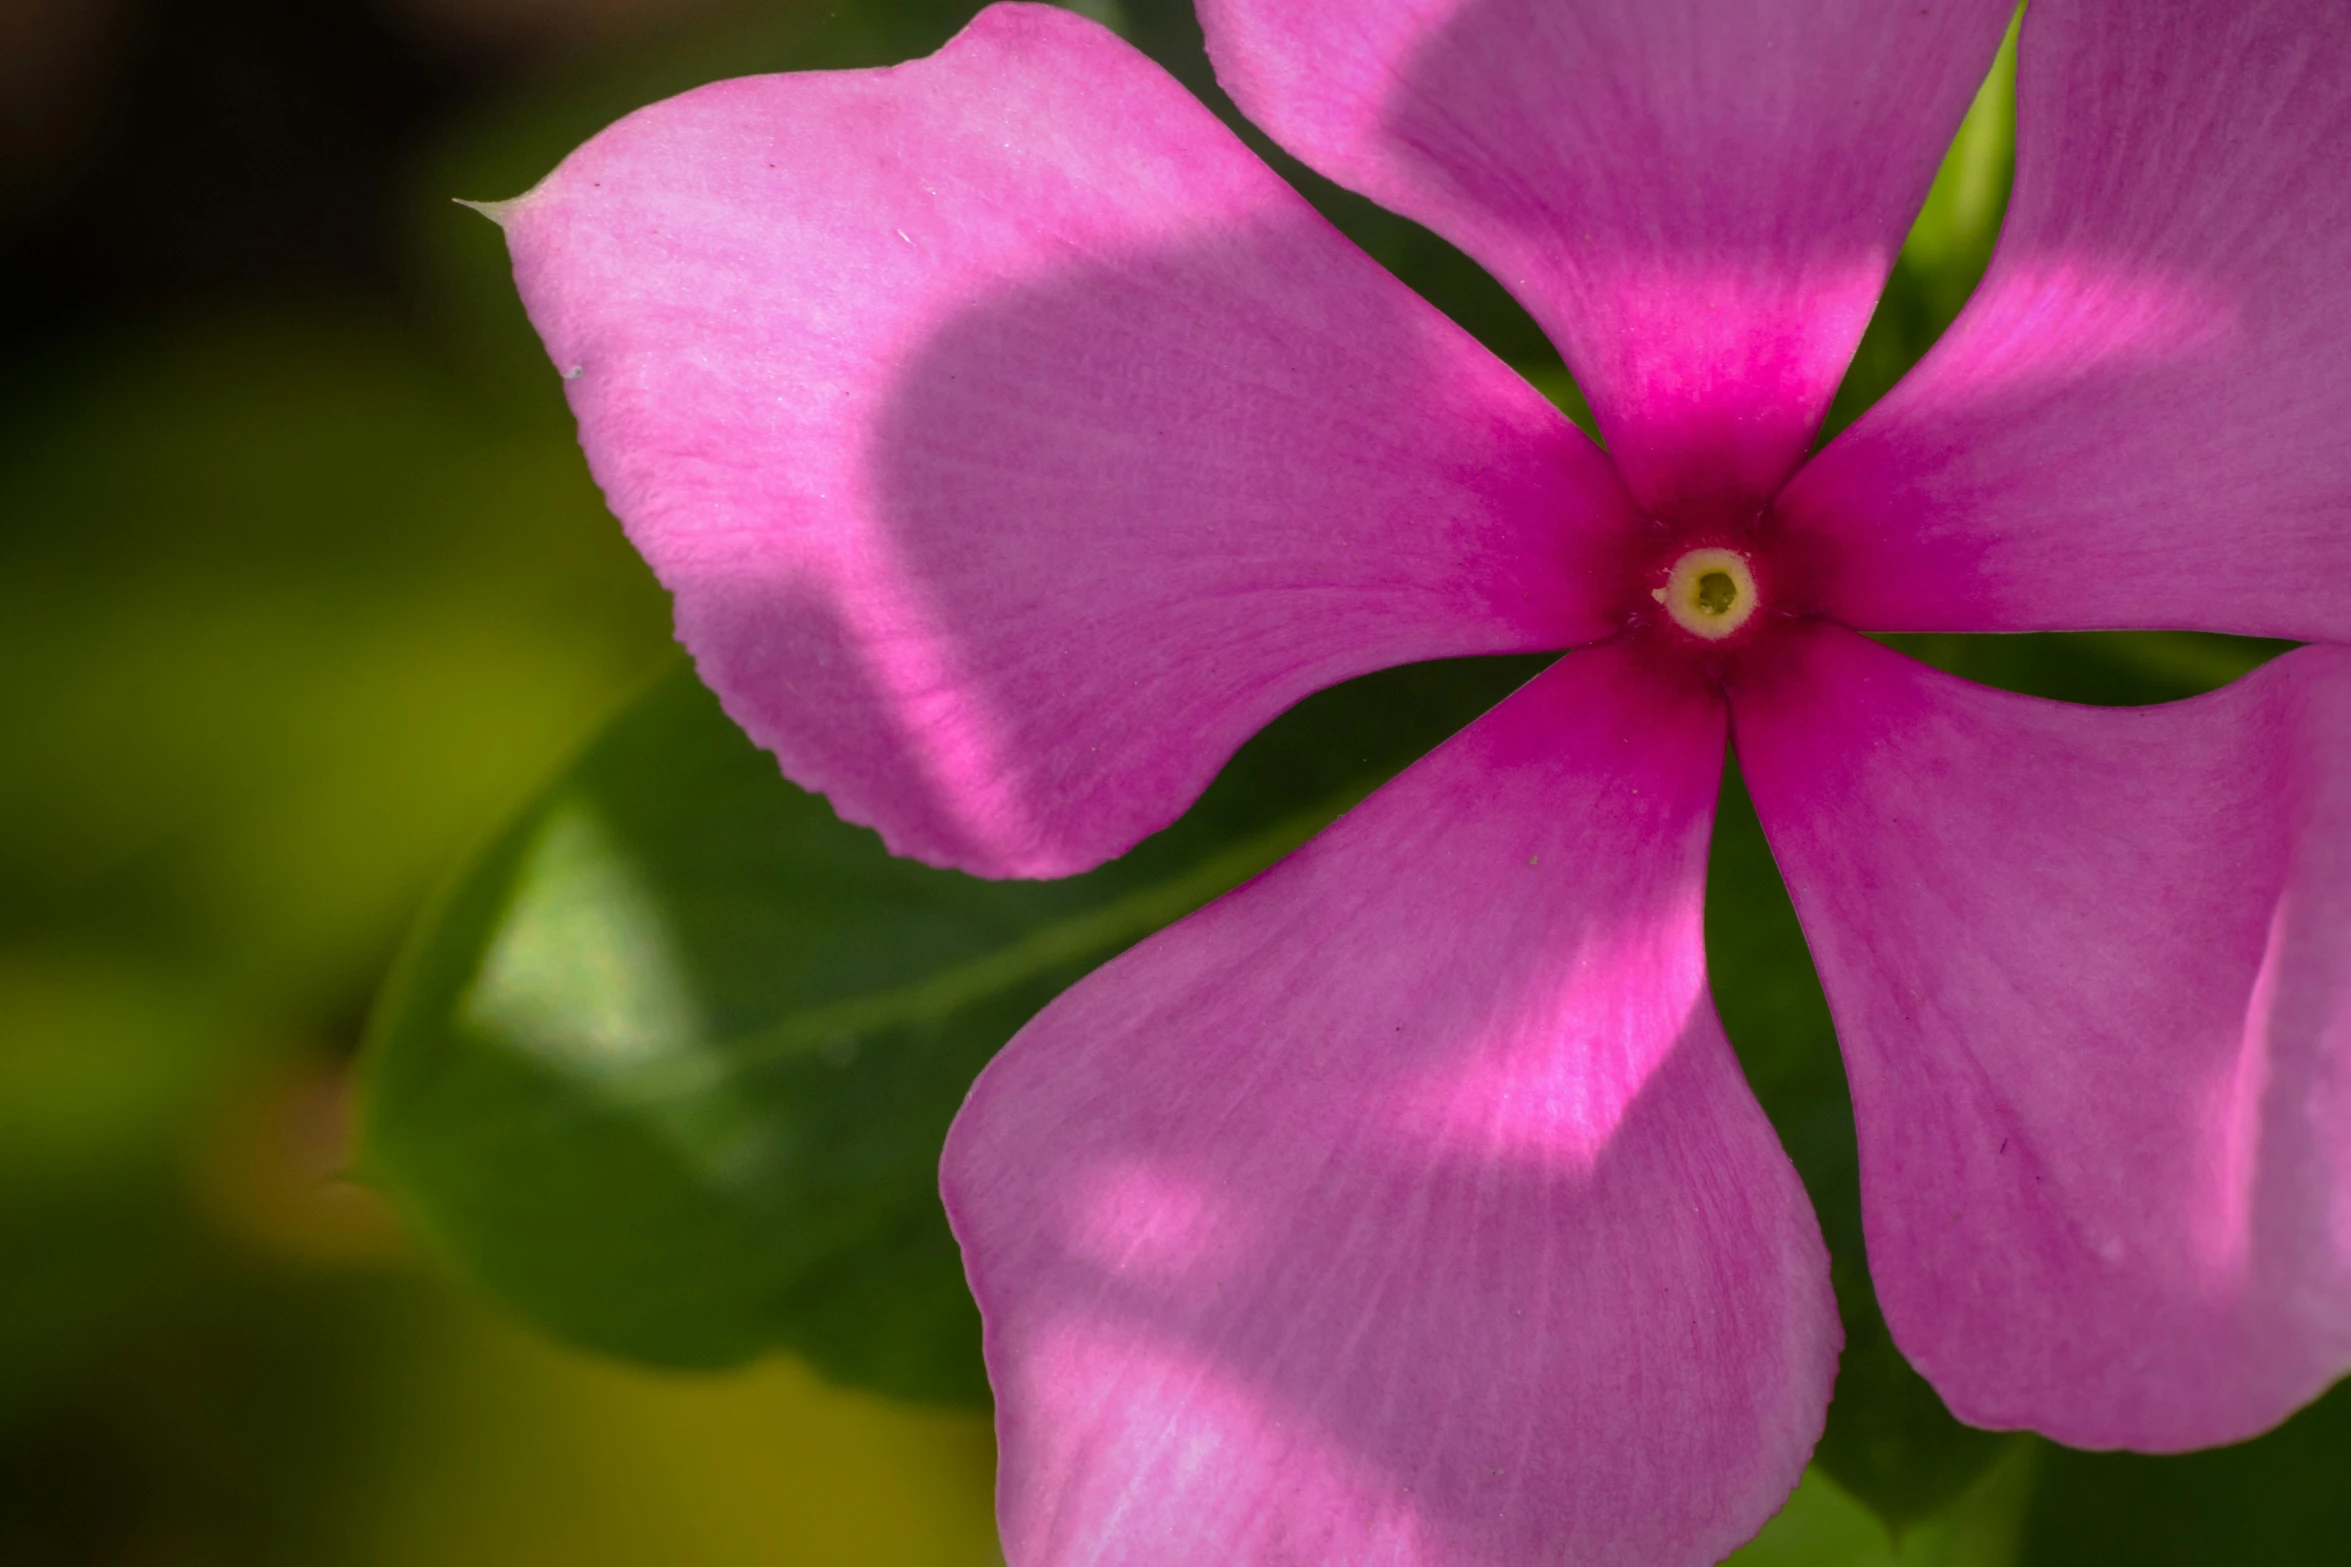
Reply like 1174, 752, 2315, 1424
8, 0, 547, 362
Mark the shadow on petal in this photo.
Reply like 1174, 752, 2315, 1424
950, 647, 1837, 1566
674, 573, 1010, 872
866, 217, 1631, 879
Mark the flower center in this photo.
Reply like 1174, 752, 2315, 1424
1654, 547, 1758, 641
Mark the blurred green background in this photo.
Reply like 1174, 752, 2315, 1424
1, 2, 1008, 1561
5, 2, 2348, 1564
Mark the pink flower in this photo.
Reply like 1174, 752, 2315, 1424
480, 0, 2351, 1560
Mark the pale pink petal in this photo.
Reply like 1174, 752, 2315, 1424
1199, 0, 2014, 517
944, 644, 1835, 1566
488, 3, 1633, 880
1779, 0, 2351, 638
1736, 626, 2351, 1450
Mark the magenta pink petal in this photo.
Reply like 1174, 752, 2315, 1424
486, 4, 1634, 880
1199, 0, 2013, 518
944, 644, 1836, 1566
1736, 626, 2351, 1451
1780, 0, 2351, 638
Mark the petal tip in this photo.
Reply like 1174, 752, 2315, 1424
452, 195, 520, 229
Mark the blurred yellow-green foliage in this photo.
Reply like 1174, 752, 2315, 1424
0, 1, 1005, 1560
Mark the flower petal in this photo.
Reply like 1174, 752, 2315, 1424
1779, 0, 2351, 638
1198, 0, 2014, 517
489, 3, 1632, 880
1736, 626, 2351, 1450
944, 643, 1835, 1566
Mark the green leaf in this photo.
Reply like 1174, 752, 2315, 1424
1881, 629, 2292, 708
1708, 768, 2019, 1531
1898, 8, 2020, 315
1822, 9, 2017, 440
2018, 1380, 2351, 1565
359, 653, 1542, 1404
1728, 1443, 2040, 1567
